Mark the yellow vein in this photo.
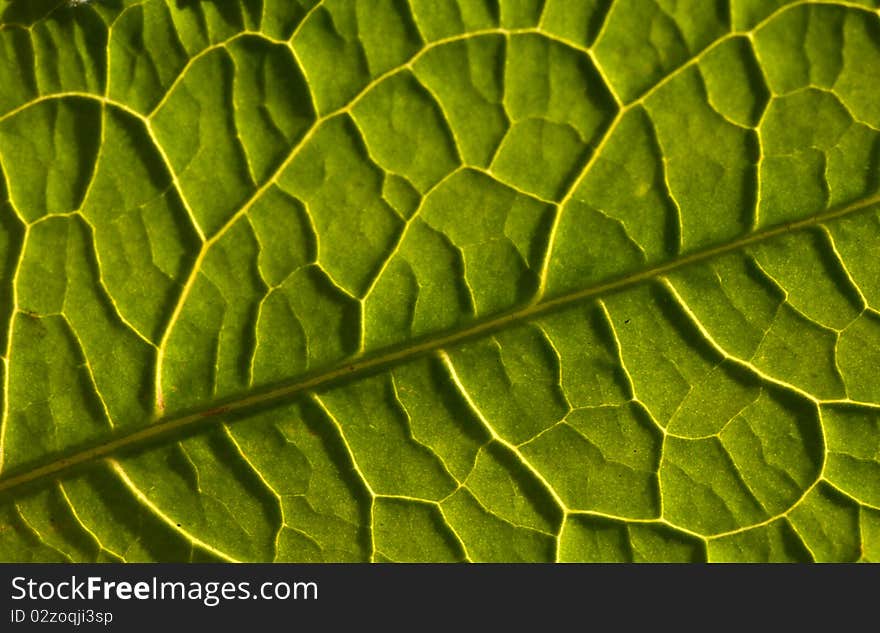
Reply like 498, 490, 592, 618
58, 482, 124, 562
108, 460, 238, 562
0, 163, 25, 474
438, 350, 569, 515
150, 25, 556, 406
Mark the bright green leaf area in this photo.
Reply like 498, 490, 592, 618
0, 0, 878, 563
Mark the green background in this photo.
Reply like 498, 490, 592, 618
0, 0, 879, 562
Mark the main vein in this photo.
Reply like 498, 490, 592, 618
0, 190, 878, 498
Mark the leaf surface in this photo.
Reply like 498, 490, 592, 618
0, 0, 879, 562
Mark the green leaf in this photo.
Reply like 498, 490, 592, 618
0, 0, 878, 563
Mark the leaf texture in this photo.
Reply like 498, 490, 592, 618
0, 0, 879, 562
